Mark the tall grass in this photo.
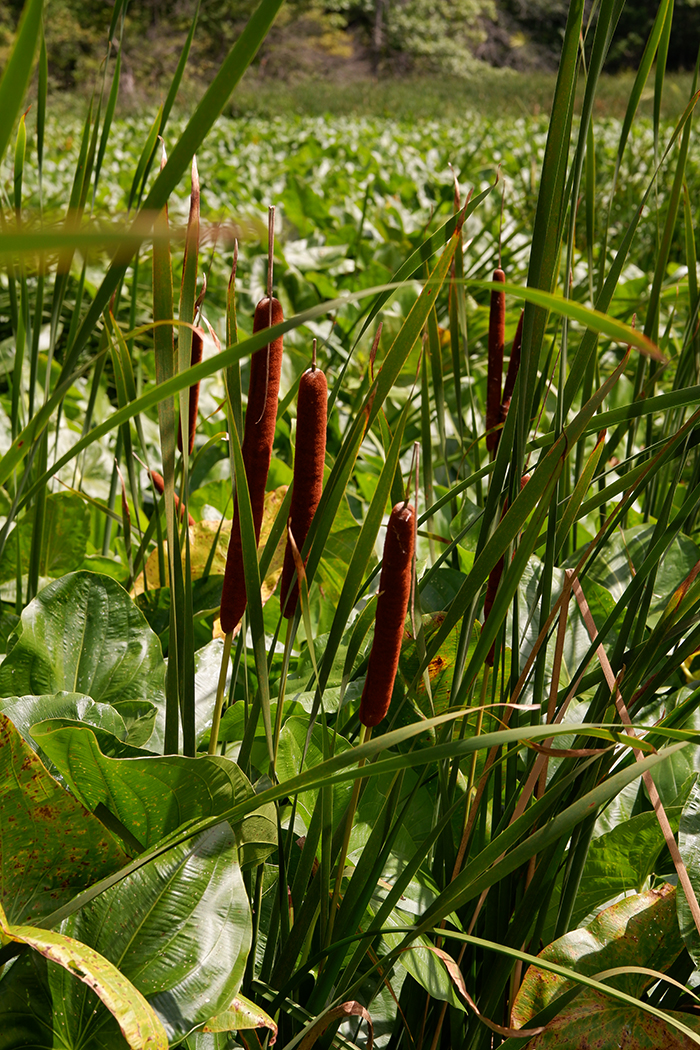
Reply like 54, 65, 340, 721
2, 1, 700, 1049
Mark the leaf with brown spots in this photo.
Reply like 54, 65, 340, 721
520, 991, 700, 1049
0, 900, 167, 1050
513, 886, 684, 1027
0, 712, 127, 924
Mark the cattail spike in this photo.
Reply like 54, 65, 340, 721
220, 296, 284, 635
359, 502, 416, 727
150, 470, 194, 526
279, 362, 328, 618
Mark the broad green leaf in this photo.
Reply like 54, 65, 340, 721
554, 809, 682, 936
580, 525, 700, 615
276, 716, 354, 836
0, 901, 167, 1050
0, 712, 127, 925
0, 571, 166, 750
513, 885, 684, 1027
0, 824, 251, 1047
30, 721, 267, 857
0, 691, 127, 750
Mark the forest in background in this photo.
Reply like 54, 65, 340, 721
1, 0, 700, 98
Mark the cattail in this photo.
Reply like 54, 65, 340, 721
150, 470, 194, 526
499, 308, 523, 430
483, 474, 530, 666
177, 325, 205, 455
220, 297, 284, 634
486, 268, 506, 455
279, 360, 327, 617
359, 502, 415, 727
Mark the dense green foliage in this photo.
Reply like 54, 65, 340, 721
3, 0, 700, 94
3, 0, 700, 1049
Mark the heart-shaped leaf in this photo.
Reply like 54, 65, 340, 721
31, 719, 274, 863
0, 571, 166, 751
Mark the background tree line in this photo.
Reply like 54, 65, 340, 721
0, 0, 699, 95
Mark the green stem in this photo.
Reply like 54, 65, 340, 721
208, 630, 233, 755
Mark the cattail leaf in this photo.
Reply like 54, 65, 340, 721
555, 429, 607, 556
160, 0, 200, 132
178, 157, 200, 455
0, 0, 43, 170
94, 49, 122, 194
36, 21, 46, 175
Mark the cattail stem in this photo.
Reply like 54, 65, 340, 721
324, 724, 370, 955
486, 268, 506, 455
208, 629, 233, 756
271, 616, 296, 774
463, 666, 490, 839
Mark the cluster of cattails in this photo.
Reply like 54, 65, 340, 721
219, 216, 329, 634
485, 266, 523, 457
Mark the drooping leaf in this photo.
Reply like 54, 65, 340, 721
202, 991, 277, 1039
30, 720, 270, 858
0, 901, 168, 1050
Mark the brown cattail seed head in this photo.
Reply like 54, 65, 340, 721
359, 502, 416, 727
280, 366, 328, 617
220, 297, 284, 635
